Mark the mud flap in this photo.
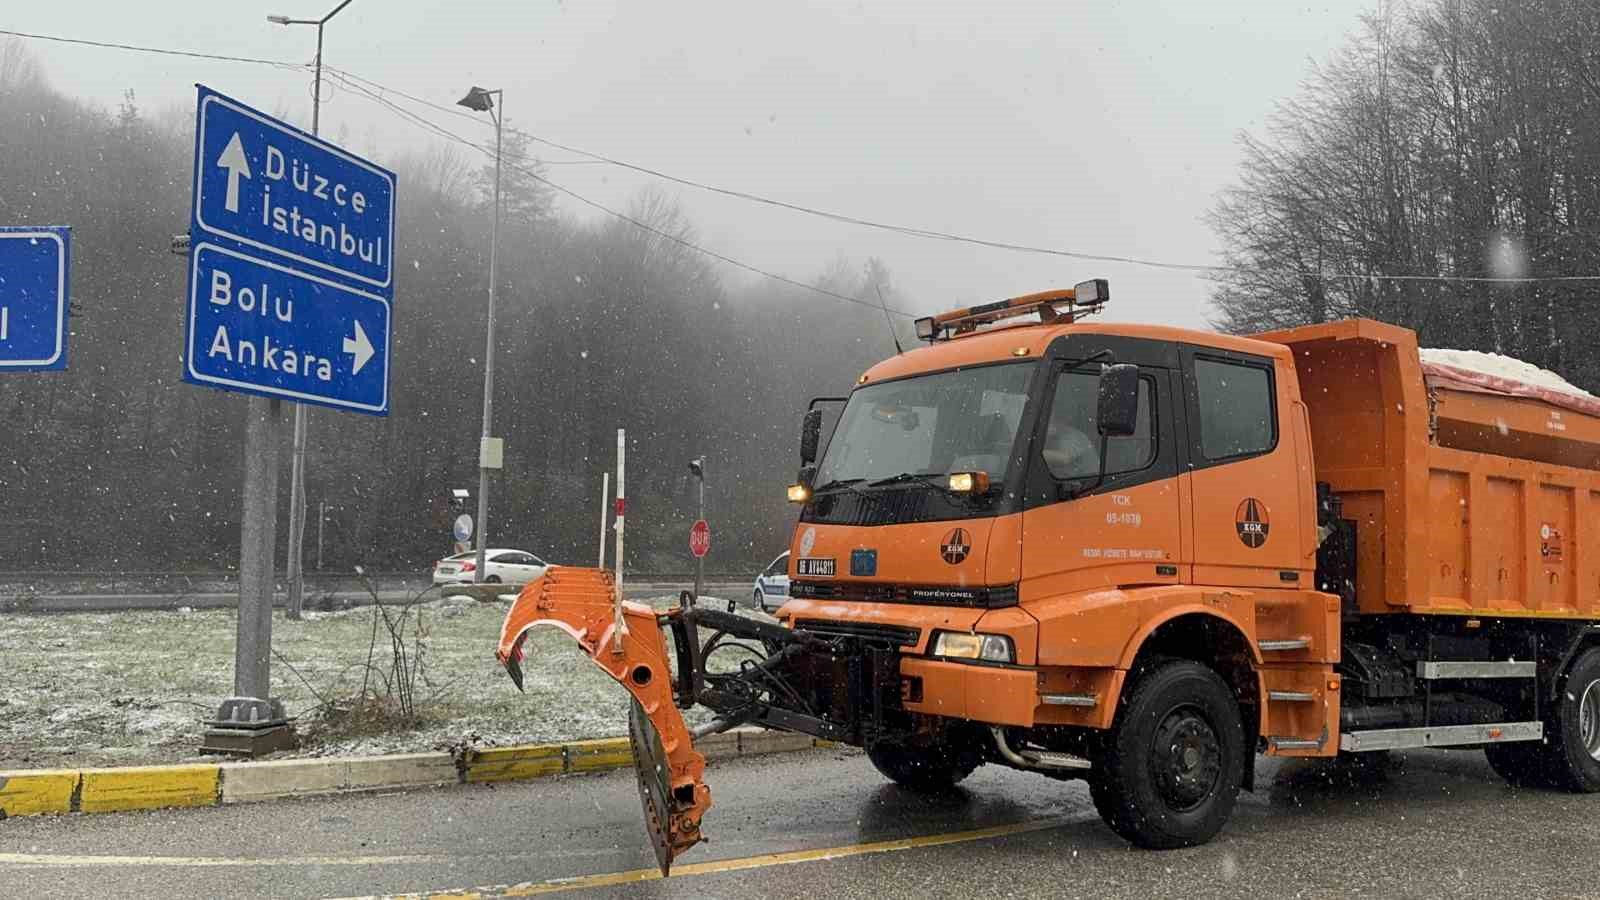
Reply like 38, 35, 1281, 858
496, 566, 711, 874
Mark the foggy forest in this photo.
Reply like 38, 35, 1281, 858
0, 40, 905, 574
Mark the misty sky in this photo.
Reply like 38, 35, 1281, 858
7, 1, 1374, 328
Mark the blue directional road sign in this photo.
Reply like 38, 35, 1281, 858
184, 85, 396, 415
187, 243, 390, 413
0, 226, 70, 372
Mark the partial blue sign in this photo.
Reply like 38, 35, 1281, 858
192, 86, 395, 289
184, 85, 396, 415
186, 243, 389, 414
0, 226, 70, 372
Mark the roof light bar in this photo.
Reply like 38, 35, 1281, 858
916, 281, 1110, 342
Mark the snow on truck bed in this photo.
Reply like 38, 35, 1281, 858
1420, 347, 1600, 419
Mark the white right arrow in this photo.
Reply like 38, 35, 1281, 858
343, 320, 374, 375
217, 132, 252, 214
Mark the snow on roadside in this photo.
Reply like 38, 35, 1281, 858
1420, 347, 1596, 400
0, 593, 733, 770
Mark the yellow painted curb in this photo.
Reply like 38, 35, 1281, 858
0, 770, 78, 816
0, 726, 833, 817
565, 738, 634, 773
79, 764, 220, 813
464, 744, 564, 784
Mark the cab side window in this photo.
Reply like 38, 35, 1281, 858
1042, 370, 1155, 480
1193, 358, 1274, 460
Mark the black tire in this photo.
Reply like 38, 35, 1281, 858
485, 575, 502, 584
753, 590, 766, 612
1485, 741, 1551, 788
866, 737, 982, 793
1540, 647, 1600, 792
1090, 659, 1246, 849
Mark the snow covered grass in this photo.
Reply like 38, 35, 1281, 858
0, 594, 733, 770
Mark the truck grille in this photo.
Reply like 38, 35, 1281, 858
793, 619, 921, 647
789, 581, 1018, 608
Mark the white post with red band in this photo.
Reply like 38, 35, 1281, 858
612, 428, 627, 652
598, 471, 610, 569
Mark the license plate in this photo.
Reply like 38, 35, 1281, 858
439, 567, 457, 575
797, 557, 835, 577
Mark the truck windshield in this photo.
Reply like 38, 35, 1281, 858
815, 362, 1032, 487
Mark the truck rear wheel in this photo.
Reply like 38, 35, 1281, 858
1542, 647, 1600, 793
866, 735, 982, 793
1484, 741, 1551, 788
1090, 659, 1245, 849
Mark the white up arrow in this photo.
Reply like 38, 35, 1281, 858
217, 132, 252, 214
343, 320, 375, 375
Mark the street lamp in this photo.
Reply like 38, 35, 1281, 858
457, 85, 504, 584
267, 0, 356, 620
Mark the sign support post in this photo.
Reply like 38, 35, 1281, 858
201, 396, 296, 755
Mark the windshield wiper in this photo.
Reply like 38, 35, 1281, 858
810, 478, 885, 508
867, 472, 952, 491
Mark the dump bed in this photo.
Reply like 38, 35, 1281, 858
1259, 318, 1600, 619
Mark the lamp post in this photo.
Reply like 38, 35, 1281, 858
457, 85, 504, 584
268, 0, 355, 620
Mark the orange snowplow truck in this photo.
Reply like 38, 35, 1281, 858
498, 281, 1600, 873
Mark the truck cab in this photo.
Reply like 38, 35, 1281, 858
771, 284, 1336, 844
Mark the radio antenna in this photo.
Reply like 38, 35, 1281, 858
873, 282, 905, 355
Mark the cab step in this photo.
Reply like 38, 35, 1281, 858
1267, 690, 1315, 702
1258, 637, 1310, 652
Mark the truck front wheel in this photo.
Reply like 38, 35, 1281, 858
1090, 659, 1246, 849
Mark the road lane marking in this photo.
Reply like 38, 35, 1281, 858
359, 817, 1070, 899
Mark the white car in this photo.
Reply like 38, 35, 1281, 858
749, 551, 790, 613
432, 549, 549, 586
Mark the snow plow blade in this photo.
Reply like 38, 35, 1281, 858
495, 566, 710, 875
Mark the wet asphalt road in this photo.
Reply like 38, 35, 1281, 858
2, 746, 1595, 899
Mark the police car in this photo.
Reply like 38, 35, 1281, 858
748, 551, 790, 613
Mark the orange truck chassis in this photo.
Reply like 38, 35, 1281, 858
498, 286, 1600, 873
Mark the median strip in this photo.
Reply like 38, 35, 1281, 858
0, 729, 835, 819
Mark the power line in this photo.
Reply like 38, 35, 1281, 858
0, 28, 896, 311
0, 28, 307, 70
326, 64, 1600, 286
9, 27, 1600, 287
322, 71, 916, 318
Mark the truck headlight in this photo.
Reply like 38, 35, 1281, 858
931, 631, 1014, 663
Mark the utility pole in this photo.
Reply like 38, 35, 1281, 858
269, 0, 355, 620
455, 85, 504, 584
317, 499, 326, 571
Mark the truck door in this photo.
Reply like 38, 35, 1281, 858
1018, 356, 1184, 601
1181, 347, 1309, 588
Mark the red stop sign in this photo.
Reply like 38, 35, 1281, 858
689, 519, 711, 558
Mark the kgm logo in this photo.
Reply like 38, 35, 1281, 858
1235, 498, 1270, 549
940, 528, 971, 564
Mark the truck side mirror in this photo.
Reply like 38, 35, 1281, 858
1097, 364, 1140, 437
800, 409, 823, 464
